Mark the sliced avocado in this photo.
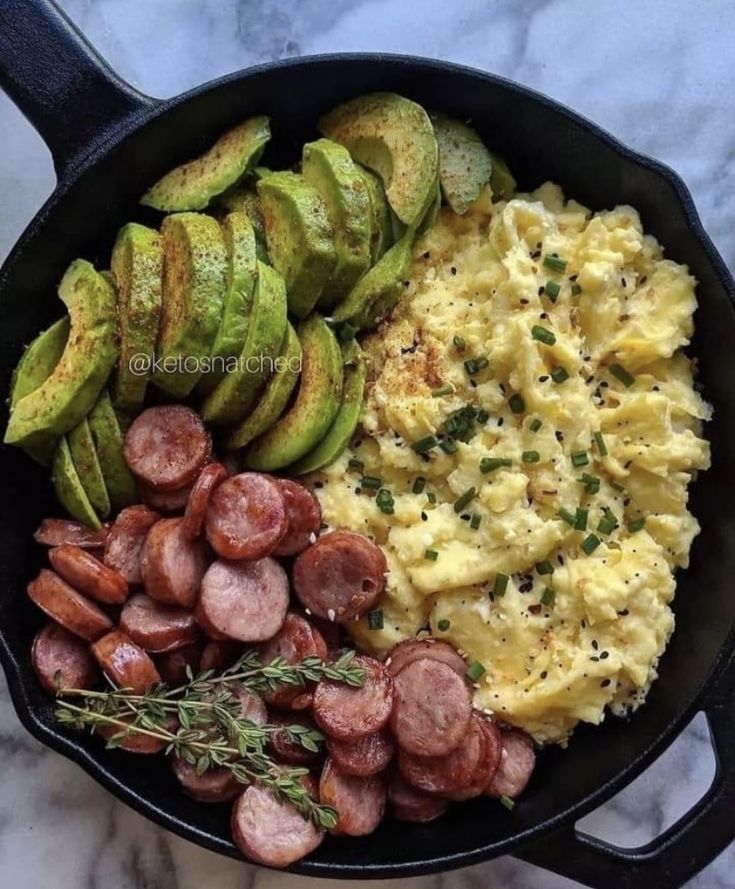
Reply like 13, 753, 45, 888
110, 223, 163, 412
431, 113, 493, 215
360, 166, 393, 262
5, 260, 117, 451
290, 340, 367, 474
217, 185, 268, 247
68, 418, 110, 518
88, 391, 138, 511
257, 171, 336, 318
244, 314, 343, 471
198, 211, 258, 395
153, 213, 227, 398
417, 174, 441, 234
201, 261, 288, 425
225, 322, 302, 450
319, 92, 439, 227
302, 138, 372, 309
331, 229, 414, 330
52, 437, 102, 529
489, 153, 517, 201
140, 115, 271, 212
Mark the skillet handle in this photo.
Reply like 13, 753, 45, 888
515, 648, 735, 889
0, 0, 155, 179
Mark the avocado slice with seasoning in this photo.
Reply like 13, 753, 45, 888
217, 185, 269, 256
225, 322, 302, 450
257, 171, 337, 318
140, 116, 271, 212
197, 211, 258, 395
110, 223, 163, 412
152, 213, 227, 398
52, 437, 102, 529
67, 417, 110, 518
431, 113, 493, 215
5, 260, 118, 452
200, 261, 288, 425
88, 391, 138, 511
244, 314, 343, 471
319, 92, 439, 227
360, 166, 393, 262
417, 173, 442, 234
302, 138, 372, 309
489, 152, 517, 201
290, 339, 367, 474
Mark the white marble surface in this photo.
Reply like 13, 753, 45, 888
0, 1, 733, 887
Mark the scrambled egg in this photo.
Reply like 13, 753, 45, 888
312, 183, 711, 744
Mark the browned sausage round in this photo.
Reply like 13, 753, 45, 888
97, 714, 178, 754
140, 480, 193, 513
292, 530, 387, 623
34, 518, 110, 549
198, 557, 289, 642
272, 479, 322, 556
124, 405, 211, 491
258, 613, 328, 709
326, 729, 394, 777
232, 685, 268, 726
49, 544, 128, 605
390, 658, 471, 756
182, 462, 228, 540
172, 757, 241, 802
388, 773, 448, 823
486, 729, 536, 799
443, 713, 502, 801
27, 569, 113, 641
91, 629, 161, 694
267, 712, 322, 766
31, 622, 99, 693
199, 640, 243, 673
120, 593, 201, 653
313, 655, 393, 741
398, 716, 484, 794
231, 779, 325, 868
319, 758, 387, 836
193, 600, 231, 641
155, 642, 203, 685
104, 505, 160, 585
141, 517, 209, 608
308, 615, 343, 652
386, 638, 466, 678
205, 473, 287, 560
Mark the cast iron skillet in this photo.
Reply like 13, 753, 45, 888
0, 2, 733, 886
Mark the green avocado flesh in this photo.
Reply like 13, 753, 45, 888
152, 213, 227, 398
52, 437, 102, 529
200, 261, 288, 426
244, 314, 343, 471
417, 174, 442, 234
88, 391, 138, 511
360, 166, 393, 262
225, 322, 302, 450
111, 222, 163, 412
4, 259, 118, 451
257, 171, 337, 318
141, 115, 271, 212
290, 340, 367, 474
431, 113, 493, 215
68, 417, 110, 518
217, 185, 268, 250
489, 152, 517, 201
319, 92, 439, 227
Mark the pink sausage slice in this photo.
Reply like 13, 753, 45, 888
319, 758, 387, 836
267, 712, 322, 766
27, 569, 113, 641
326, 729, 394, 777
31, 622, 99, 693
272, 479, 322, 556
443, 713, 502, 801
34, 518, 110, 549
91, 629, 161, 694
141, 517, 209, 608
205, 473, 288, 560
104, 505, 160, 585
120, 593, 200, 653
140, 480, 193, 514
486, 729, 536, 799
172, 757, 241, 802
388, 773, 448, 824
313, 655, 393, 741
386, 638, 466, 678
258, 613, 328, 709
155, 642, 203, 685
49, 544, 128, 605
182, 462, 228, 540
398, 716, 485, 794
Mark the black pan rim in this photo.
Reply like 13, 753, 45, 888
0, 51, 733, 878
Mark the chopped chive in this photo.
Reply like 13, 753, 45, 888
540, 587, 556, 606
536, 560, 554, 575
466, 661, 486, 682
424, 548, 439, 561
338, 321, 358, 341
529, 418, 543, 432
602, 506, 619, 527
437, 618, 451, 632
571, 282, 583, 296
412, 476, 426, 495
580, 473, 600, 494
439, 438, 459, 454
574, 508, 588, 531
453, 487, 477, 513
509, 393, 525, 414
628, 517, 646, 533
593, 431, 608, 456
464, 356, 489, 376
453, 334, 467, 351
360, 475, 382, 490
522, 450, 540, 463
581, 533, 601, 555
543, 254, 568, 273
376, 488, 395, 515
551, 366, 569, 384
610, 363, 635, 387
477, 408, 490, 425
480, 457, 512, 474
347, 458, 364, 472
545, 280, 561, 302
367, 609, 384, 630
557, 507, 577, 526
597, 516, 616, 535
432, 384, 454, 397
610, 481, 625, 493
413, 435, 439, 453
531, 325, 556, 346
470, 513, 482, 530
427, 492, 437, 504
494, 573, 510, 596
571, 450, 589, 468
500, 794, 516, 810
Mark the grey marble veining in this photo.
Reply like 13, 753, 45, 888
0, 1, 733, 887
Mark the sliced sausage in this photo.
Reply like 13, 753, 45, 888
182, 462, 228, 540
199, 640, 243, 672
124, 405, 211, 491
313, 655, 392, 741
398, 716, 485, 795
273, 479, 322, 556
292, 530, 387, 623
156, 642, 203, 685
97, 714, 178, 754
326, 729, 394, 777
267, 712, 322, 766
388, 772, 448, 824
104, 505, 160, 585
205, 473, 287, 560
231, 779, 325, 868
140, 480, 193, 513
386, 638, 466, 679
486, 729, 536, 799
232, 685, 268, 726
198, 557, 289, 642
172, 757, 241, 802
27, 569, 113, 641
34, 518, 110, 549
390, 658, 471, 756
49, 545, 128, 605
91, 629, 161, 694
258, 613, 328, 709
319, 758, 387, 836
141, 517, 209, 608
120, 593, 200, 653
443, 714, 502, 801
31, 622, 99, 693
308, 615, 343, 652
194, 600, 231, 641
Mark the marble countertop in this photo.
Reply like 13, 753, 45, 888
0, 1, 733, 887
